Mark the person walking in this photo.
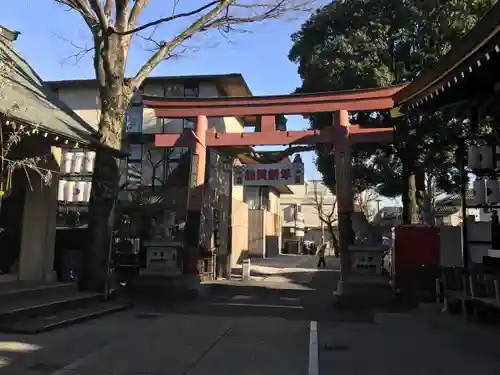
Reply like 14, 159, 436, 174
316, 243, 327, 268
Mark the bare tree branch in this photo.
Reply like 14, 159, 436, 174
104, 0, 115, 22
252, 145, 314, 164
114, 0, 130, 32
55, 0, 100, 28
55, 33, 94, 65
131, 0, 234, 90
121, 0, 221, 36
311, 180, 337, 227
354, 190, 378, 222
310, 180, 340, 253
128, 0, 151, 30
88, 0, 109, 29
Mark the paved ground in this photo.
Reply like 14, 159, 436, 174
1, 254, 500, 375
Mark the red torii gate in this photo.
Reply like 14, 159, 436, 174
142, 83, 406, 281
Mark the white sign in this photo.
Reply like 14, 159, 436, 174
295, 230, 305, 237
141, 246, 180, 276
233, 163, 304, 186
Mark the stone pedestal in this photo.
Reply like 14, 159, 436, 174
333, 276, 394, 308
333, 244, 393, 308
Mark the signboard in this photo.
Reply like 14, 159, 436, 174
140, 245, 181, 276
233, 163, 304, 186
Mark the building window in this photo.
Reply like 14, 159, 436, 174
167, 147, 188, 161
126, 106, 143, 133
183, 117, 196, 129
164, 147, 189, 179
128, 144, 142, 161
182, 81, 199, 128
184, 81, 200, 97
165, 84, 183, 97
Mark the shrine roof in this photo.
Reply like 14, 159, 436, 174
0, 38, 105, 148
393, 2, 500, 111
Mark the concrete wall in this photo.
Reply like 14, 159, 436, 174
231, 198, 249, 267
439, 218, 493, 266
246, 208, 281, 258
268, 188, 280, 215
56, 81, 245, 137
55, 87, 101, 128
264, 210, 280, 257
248, 209, 265, 257
436, 208, 492, 226
280, 180, 337, 229
439, 226, 463, 267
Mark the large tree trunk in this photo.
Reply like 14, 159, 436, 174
415, 167, 425, 223
417, 169, 435, 226
80, 82, 130, 292
402, 165, 419, 225
400, 118, 419, 225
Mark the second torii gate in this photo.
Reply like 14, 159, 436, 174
142, 83, 405, 283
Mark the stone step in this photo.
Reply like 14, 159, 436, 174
0, 291, 102, 324
332, 277, 398, 309
0, 281, 77, 305
0, 301, 129, 334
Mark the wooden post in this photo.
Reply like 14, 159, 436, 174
183, 115, 208, 275
333, 110, 354, 281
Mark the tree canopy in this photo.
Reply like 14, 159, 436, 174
289, 0, 496, 219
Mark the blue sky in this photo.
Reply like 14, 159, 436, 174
3, 0, 396, 206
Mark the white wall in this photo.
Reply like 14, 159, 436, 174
280, 180, 337, 229
439, 219, 492, 266
437, 208, 493, 226
269, 189, 280, 214
56, 87, 101, 128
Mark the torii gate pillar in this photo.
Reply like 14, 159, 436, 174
333, 110, 354, 281
183, 115, 208, 276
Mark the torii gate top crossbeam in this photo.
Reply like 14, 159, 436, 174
142, 84, 407, 117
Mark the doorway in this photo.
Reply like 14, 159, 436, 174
0, 185, 26, 278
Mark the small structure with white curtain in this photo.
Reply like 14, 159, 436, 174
57, 149, 95, 227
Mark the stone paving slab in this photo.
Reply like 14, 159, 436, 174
53, 314, 233, 375
319, 305, 500, 375
0, 310, 160, 375
42, 314, 309, 375
188, 317, 309, 375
